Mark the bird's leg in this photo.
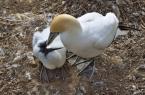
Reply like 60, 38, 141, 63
61, 68, 65, 80
66, 54, 76, 60
66, 50, 81, 65
60, 65, 68, 80
71, 56, 81, 66
66, 50, 77, 60
39, 63, 49, 82
76, 58, 97, 80
74, 58, 93, 66
39, 63, 68, 82
77, 59, 94, 76
89, 60, 96, 80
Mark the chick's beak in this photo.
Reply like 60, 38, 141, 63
46, 32, 59, 45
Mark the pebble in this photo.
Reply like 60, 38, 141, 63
94, 81, 104, 87
6, 64, 21, 69
141, 11, 145, 16
110, 55, 126, 70
133, 12, 140, 17
79, 85, 86, 94
116, 0, 126, 5
110, 56, 123, 64
75, 85, 86, 95
132, 64, 145, 79
0, 48, 5, 56
25, 71, 32, 80
13, 50, 24, 62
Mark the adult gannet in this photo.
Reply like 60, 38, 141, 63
32, 27, 66, 82
47, 12, 136, 76
48, 12, 119, 56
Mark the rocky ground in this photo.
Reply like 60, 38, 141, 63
0, 0, 145, 95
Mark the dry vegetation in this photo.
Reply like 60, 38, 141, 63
0, 0, 145, 95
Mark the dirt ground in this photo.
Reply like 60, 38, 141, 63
0, 0, 145, 95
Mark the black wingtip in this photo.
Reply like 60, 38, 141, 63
119, 22, 140, 31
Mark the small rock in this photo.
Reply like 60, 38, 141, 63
116, 0, 126, 5
104, 1, 113, 6
61, 1, 66, 5
110, 56, 123, 64
75, 85, 86, 95
0, 48, 5, 56
6, 64, 21, 69
24, 51, 36, 67
133, 64, 145, 79
141, 11, 145, 16
137, 64, 145, 72
13, 50, 24, 62
34, 27, 39, 31
19, 32, 26, 38
133, 90, 142, 95
26, 52, 34, 61
94, 81, 104, 87
110, 56, 126, 70
133, 12, 140, 17
0, 71, 3, 74
11, 64, 21, 68
131, 85, 137, 91
3, 10, 7, 14
79, 85, 86, 94
25, 71, 32, 80
53, 91, 60, 95
13, 56, 23, 62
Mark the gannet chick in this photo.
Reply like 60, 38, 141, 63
32, 27, 66, 82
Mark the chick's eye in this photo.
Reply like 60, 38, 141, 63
48, 15, 52, 19
39, 41, 47, 48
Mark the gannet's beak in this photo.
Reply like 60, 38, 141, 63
44, 47, 63, 56
46, 47, 62, 53
46, 32, 59, 45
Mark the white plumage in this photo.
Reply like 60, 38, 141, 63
32, 27, 66, 70
47, 12, 123, 76
52, 12, 119, 58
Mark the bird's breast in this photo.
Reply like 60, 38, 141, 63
70, 45, 104, 58
61, 34, 103, 58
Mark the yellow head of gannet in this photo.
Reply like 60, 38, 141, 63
50, 14, 81, 32
47, 14, 82, 45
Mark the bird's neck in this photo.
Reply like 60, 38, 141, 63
60, 25, 83, 48
67, 22, 82, 35
63, 25, 82, 39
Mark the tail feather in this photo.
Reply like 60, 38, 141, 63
115, 23, 140, 39
119, 22, 140, 31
